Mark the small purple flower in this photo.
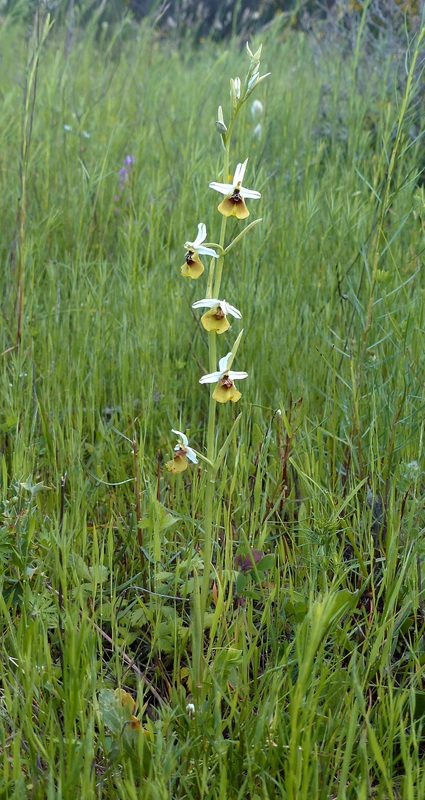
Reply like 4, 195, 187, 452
115, 154, 135, 214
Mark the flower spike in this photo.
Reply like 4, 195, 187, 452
199, 352, 248, 404
166, 429, 198, 473
209, 159, 261, 220
181, 223, 218, 279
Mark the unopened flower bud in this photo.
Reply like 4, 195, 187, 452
215, 107, 227, 134
247, 66, 260, 92
215, 120, 227, 134
247, 42, 262, 66
230, 77, 241, 110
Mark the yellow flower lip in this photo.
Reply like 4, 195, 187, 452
192, 298, 242, 334
217, 191, 249, 219
181, 250, 204, 279
166, 450, 188, 473
201, 307, 230, 334
212, 376, 242, 403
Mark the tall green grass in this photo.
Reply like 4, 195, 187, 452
1, 8, 425, 798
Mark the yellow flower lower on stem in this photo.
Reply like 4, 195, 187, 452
181, 252, 204, 279
199, 352, 248, 404
201, 307, 229, 333
166, 429, 198, 473
192, 298, 242, 334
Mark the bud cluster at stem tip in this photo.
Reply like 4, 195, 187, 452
215, 42, 270, 148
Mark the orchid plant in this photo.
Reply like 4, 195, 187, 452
165, 43, 269, 689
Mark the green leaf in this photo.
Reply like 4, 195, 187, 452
235, 572, 250, 594
153, 499, 179, 532
256, 555, 275, 572
214, 413, 242, 473
98, 689, 126, 736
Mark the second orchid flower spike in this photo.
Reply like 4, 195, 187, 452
209, 158, 261, 220
181, 223, 218, 279
192, 298, 242, 334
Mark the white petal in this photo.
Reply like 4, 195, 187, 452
193, 299, 242, 318
218, 353, 232, 373
240, 186, 261, 199
197, 244, 219, 258
186, 447, 198, 464
172, 428, 188, 447
192, 298, 220, 310
228, 370, 248, 380
233, 158, 248, 187
233, 162, 243, 185
221, 300, 242, 318
209, 180, 233, 195
199, 371, 222, 384
192, 222, 207, 249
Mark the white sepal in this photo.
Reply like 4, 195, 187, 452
209, 159, 261, 201
199, 371, 222, 384
184, 222, 218, 258
192, 298, 242, 319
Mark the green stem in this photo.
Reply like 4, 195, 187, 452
212, 217, 228, 298
200, 146, 230, 619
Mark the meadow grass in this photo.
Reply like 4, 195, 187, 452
1, 7, 425, 798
